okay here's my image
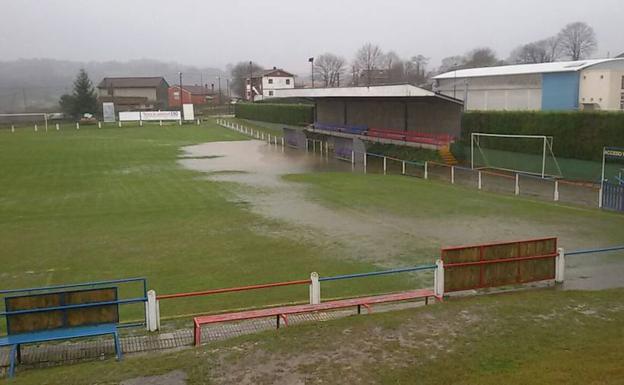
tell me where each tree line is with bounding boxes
[228,21,600,94]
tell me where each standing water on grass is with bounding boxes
[179,139,624,291]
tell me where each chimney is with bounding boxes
[273,66,277,70]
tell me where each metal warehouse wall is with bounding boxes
[436,74,542,111]
[541,72,580,110]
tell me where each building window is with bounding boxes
[246,79,250,85]
[268,90,274,96]
[173,91,180,100]
[621,76,624,89]
[268,78,273,84]
[286,79,291,85]
[621,92,624,110]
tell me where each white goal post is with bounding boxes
[0,113,52,131]
[471,132,562,178]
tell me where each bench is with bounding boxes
[0,285,132,378]
[193,289,439,345]
[0,324,121,377]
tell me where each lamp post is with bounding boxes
[308,57,314,87]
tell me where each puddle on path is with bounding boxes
[179,140,624,290]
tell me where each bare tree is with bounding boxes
[438,55,466,73]
[229,61,263,98]
[383,51,404,83]
[409,55,429,84]
[314,53,346,87]
[558,22,597,60]
[464,48,500,68]
[353,43,384,85]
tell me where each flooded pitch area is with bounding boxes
[179,140,623,291]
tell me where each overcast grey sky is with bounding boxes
[1,0,622,73]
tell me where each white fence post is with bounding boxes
[451,166,455,184]
[97,121,102,129]
[56,123,60,131]
[281,137,284,147]
[139,120,143,127]
[118,121,122,128]
[434,259,445,298]
[159,120,163,126]
[555,247,565,283]
[402,161,406,175]
[76,122,80,130]
[383,157,387,175]
[424,161,428,179]
[309,272,321,305]
[34,124,38,132]
[325,141,328,154]
[363,152,367,173]
[11,125,14,133]
[554,180,560,201]
[146,290,160,331]
[515,173,520,195]
[478,171,482,190]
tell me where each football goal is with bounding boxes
[0,113,53,131]
[471,133,562,178]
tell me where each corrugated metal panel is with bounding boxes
[433,59,624,80]
[541,72,580,110]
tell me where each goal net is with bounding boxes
[471,133,562,178]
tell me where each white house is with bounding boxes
[433,58,624,111]
[246,67,295,101]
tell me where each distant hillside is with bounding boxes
[0,58,226,113]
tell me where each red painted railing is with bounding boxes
[156,279,311,301]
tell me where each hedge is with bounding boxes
[235,103,314,126]
[462,111,624,161]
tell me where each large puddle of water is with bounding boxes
[179,140,623,291]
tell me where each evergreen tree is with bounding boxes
[58,69,98,118]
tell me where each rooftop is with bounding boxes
[97,77,168,88]
[433,58,624,79]
[269,84,462,104]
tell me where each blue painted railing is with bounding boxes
[566,245,624,256]
[320,264,437,282]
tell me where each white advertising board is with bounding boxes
[183,104,195,121]
[140,111,181,121]
[119,111,141,121]
[102,102,115,122]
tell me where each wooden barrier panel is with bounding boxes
[5,287,118,334]
[442,237,557,292]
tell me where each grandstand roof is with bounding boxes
[270,84,462,104]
